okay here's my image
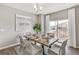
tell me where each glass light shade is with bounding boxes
[39,6,43,11]
[34,4,43,12]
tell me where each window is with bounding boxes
[49,19,69,39]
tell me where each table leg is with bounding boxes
[49,46,51,48]
[42,45,45,55]
[35,42,36,45]
[28,38,29,40]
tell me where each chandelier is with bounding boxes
[33,3,43,14]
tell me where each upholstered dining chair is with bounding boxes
[48,39,67,55]
[19,35,43,55]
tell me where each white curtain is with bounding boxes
[45,15,50,34]
[68,8,76,48]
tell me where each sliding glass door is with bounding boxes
[58,20,69,39]
[49,21,57,38]
[49,19,69,39]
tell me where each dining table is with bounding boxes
[24,34,58,55]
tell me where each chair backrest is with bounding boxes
[59,39,67,55]
[19,35,25,44]
[19,35,34,55]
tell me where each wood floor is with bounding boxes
[0,46,79,55]
[0,47,17,55]
[66,46,79,55]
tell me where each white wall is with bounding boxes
[0,4,37,32]
[0,4,37,49]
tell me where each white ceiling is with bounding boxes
[1,3,79,14]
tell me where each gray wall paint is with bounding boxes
[0,4,37,32]
[75,6,79,47]
[50,10,68,20]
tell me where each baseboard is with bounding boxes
[76,47,79,48]
[68,45,79,49]
[0,42,20,50]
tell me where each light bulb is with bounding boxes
[34,4,37,11]
[34,4,37,9]
[39,6,43,11]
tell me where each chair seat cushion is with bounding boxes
[54,42,62,48]
[32,44,43,54]
[48,45,60,54]
[58,39,66,43]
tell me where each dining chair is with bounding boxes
[19,35,43,55]
[48,39,67,55]
[47,33,55,38]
